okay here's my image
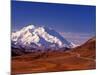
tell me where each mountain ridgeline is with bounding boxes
[11,25,76,56]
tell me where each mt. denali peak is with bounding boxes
[11,25,75,50]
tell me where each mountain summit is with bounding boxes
[11,25,75,51]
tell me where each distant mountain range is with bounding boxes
[11,25,76,54]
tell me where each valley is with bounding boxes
[11,37,96,74]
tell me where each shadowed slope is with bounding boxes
[71,37,96,59]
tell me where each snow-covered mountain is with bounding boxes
[11,25,76,51]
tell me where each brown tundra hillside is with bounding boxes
[11,37,96,75]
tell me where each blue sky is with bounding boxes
[11,1,96,44]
